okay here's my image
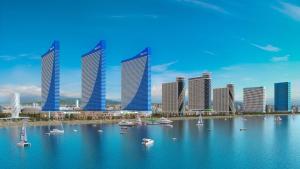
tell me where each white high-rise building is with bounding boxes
[213,84,235,114]
[243,87,266,113]
[11,93,21,118]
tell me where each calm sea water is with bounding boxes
[1,115,300,169]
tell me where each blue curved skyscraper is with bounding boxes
[81,41,106,111]
[121,48,151,112]
[41,41,60,111]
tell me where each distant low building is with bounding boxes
[266,104,274,113]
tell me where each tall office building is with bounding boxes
[243,87,266,113]
[188,72,211,111]
[121,48,151,112]
[162,77,185,115]
[274,82,291,112]
[213,84,235,114]
[81,41,106,111]
[41,41,60,111]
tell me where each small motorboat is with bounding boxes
[172,137,177,141]
[17,122,31,147]
[158,117,173,124]
[98,129,103,133]
[142,138,154,146]
[73,129,78,132]
[240,128,247,131]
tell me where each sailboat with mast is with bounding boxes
[196,113,204,126]
[49,121,64,135]
[17,121,31,147]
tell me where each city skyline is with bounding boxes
[1,0,300,104]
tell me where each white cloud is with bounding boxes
[274,1,300,21]
[271,54,289,62]
[0,85,41,98]
[203,50,216,56]
[0,53,40,61]
[178,0,230,15]
[152,61,177,72]
[251,43,281,52]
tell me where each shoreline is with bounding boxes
[0,113,293,128]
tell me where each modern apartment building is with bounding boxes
[188,72,211,111]
[162,77,185,115]
[121,48,151,112]
[274,82,291,112]
[81,41,106,111]
[243,87,266,113]
[213,84,235,114]
[41,41,60,111]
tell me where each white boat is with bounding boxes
[196,114,204,126]
[274,116,282,121]
[49,122,64,135]
[158,117,173,124]
[98,129,103,133]
[118,120,135,127]
[73,129,78,132]
[17,122,31,147]
[142,138,154,146]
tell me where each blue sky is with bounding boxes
[0,0,300,104]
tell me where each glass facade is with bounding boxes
[274,82,291,112]
[121,48,151,112]
[81,41,106,111]
[41,41,60,111]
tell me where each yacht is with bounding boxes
[17,122,31,147]
[142,138,154,146]
[158,117,173,124]
[118,120,135,127]
[196,114,204,126]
